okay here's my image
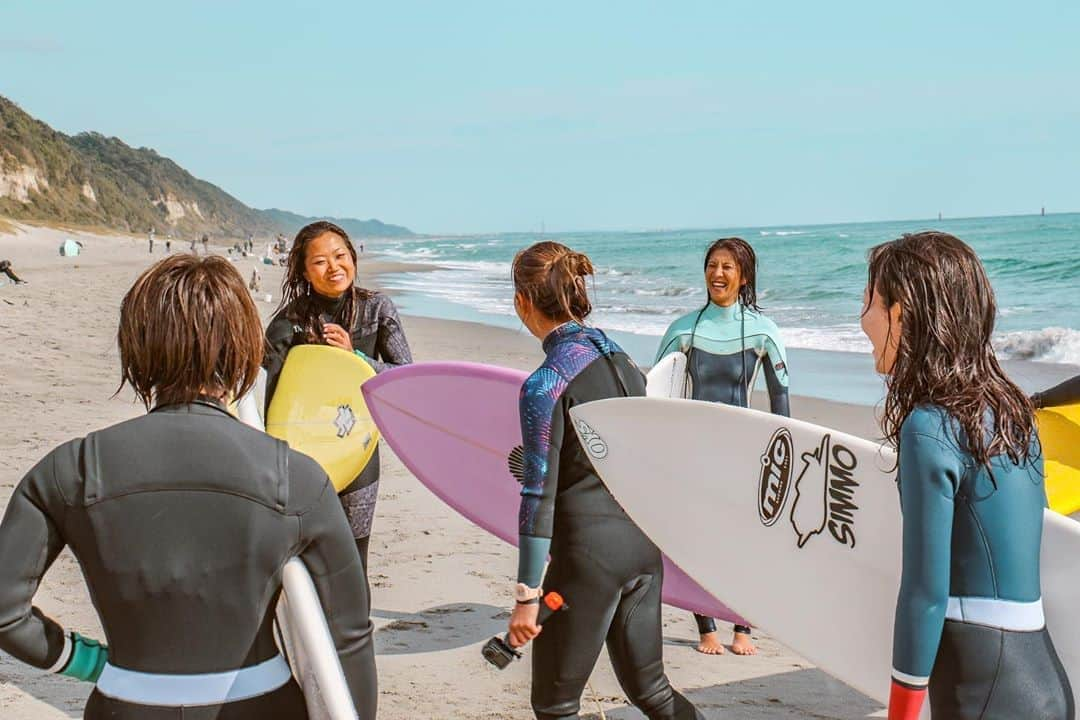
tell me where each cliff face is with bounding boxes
[0,95,413,238]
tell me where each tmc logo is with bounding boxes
[758,429,793,526]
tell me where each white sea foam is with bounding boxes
[993,327,1080,365]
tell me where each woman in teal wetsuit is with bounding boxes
[655,237,789,656]
[861,232,1072,720]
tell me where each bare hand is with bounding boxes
[507,601,541,648]
[322,323,353,351]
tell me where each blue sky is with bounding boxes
[3,1,1077,233]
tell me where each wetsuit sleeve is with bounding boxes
[762,332,790,417]
[516,368,565,588]
[1033,374,1080,408]
[654,323,686,363]
[365,297,412,373]
[263,314,298,415]
[0,443,76,670]
[296,459,378,720]
[890,421,960,718]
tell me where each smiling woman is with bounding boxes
[654,237,791,657]
[263,220,414,580]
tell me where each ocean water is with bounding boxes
[374,213,1080,403]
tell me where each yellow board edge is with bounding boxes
[265,345,380,493]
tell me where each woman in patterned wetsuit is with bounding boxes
[862,232,1072,720]
[505,241,703,720]
[264,221,413,576]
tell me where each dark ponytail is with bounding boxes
[512,241,595,322]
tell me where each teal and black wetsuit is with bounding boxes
[656,301,789,635]
[518,322,701,720]
[656,301,789,415]
[891,405,1072,719]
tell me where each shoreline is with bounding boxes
[364,252,1079,407]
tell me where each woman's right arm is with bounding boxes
[296,456,377,719]
[262,315,298,415]
[1033,374,1080,409]
[0,441,108,682]
[654,320,684,364]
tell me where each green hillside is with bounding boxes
[0,95,412,238]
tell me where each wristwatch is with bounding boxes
[514,582,542,603]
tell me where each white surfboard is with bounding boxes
[569,397,1080,713]
[234,368,268,430]
[237,392,358,719]
[275,558,359,720]
[645,351,691,399]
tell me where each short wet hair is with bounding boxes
[118,254,263,409]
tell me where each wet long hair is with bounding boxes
[512,241,595,322]
[702,237,761,312]
[118,254,263,409]
[276,221,371,343]
[866,231,1035,468]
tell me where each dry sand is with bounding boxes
[0,223,885,718]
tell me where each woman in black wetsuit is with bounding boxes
[0,254,376,719]
[264,221,413,574]
[506,241,702,720]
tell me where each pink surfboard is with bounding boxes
[363,361,747,624]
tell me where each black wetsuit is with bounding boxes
[1034,375,1080,409]
[0,399,376,719]
[517,322,702,720]
[264,288,412,569]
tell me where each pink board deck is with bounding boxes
[363,361,746,625]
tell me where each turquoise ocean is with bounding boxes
[375,213,1080,405]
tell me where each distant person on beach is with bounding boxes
[0,254,377,719]
[507,241,703,720]
[0,259,27,284]
[165,234,171,253]
[264,220,413,584]
[189,236,196,252]
[201,233,209,255]
[862,232,1071,720]
[1032,375,1080,408]
[147,227,155,254]
[654,237,789,657]
[249,267,261,293]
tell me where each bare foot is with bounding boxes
[731,630,757,655]
[695,631,726,655]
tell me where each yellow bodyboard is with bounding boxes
[1038,404,1080,517]
[266,345,379,493]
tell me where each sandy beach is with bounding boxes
[1,223,896,718]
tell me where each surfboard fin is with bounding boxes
[507,445,526,484]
